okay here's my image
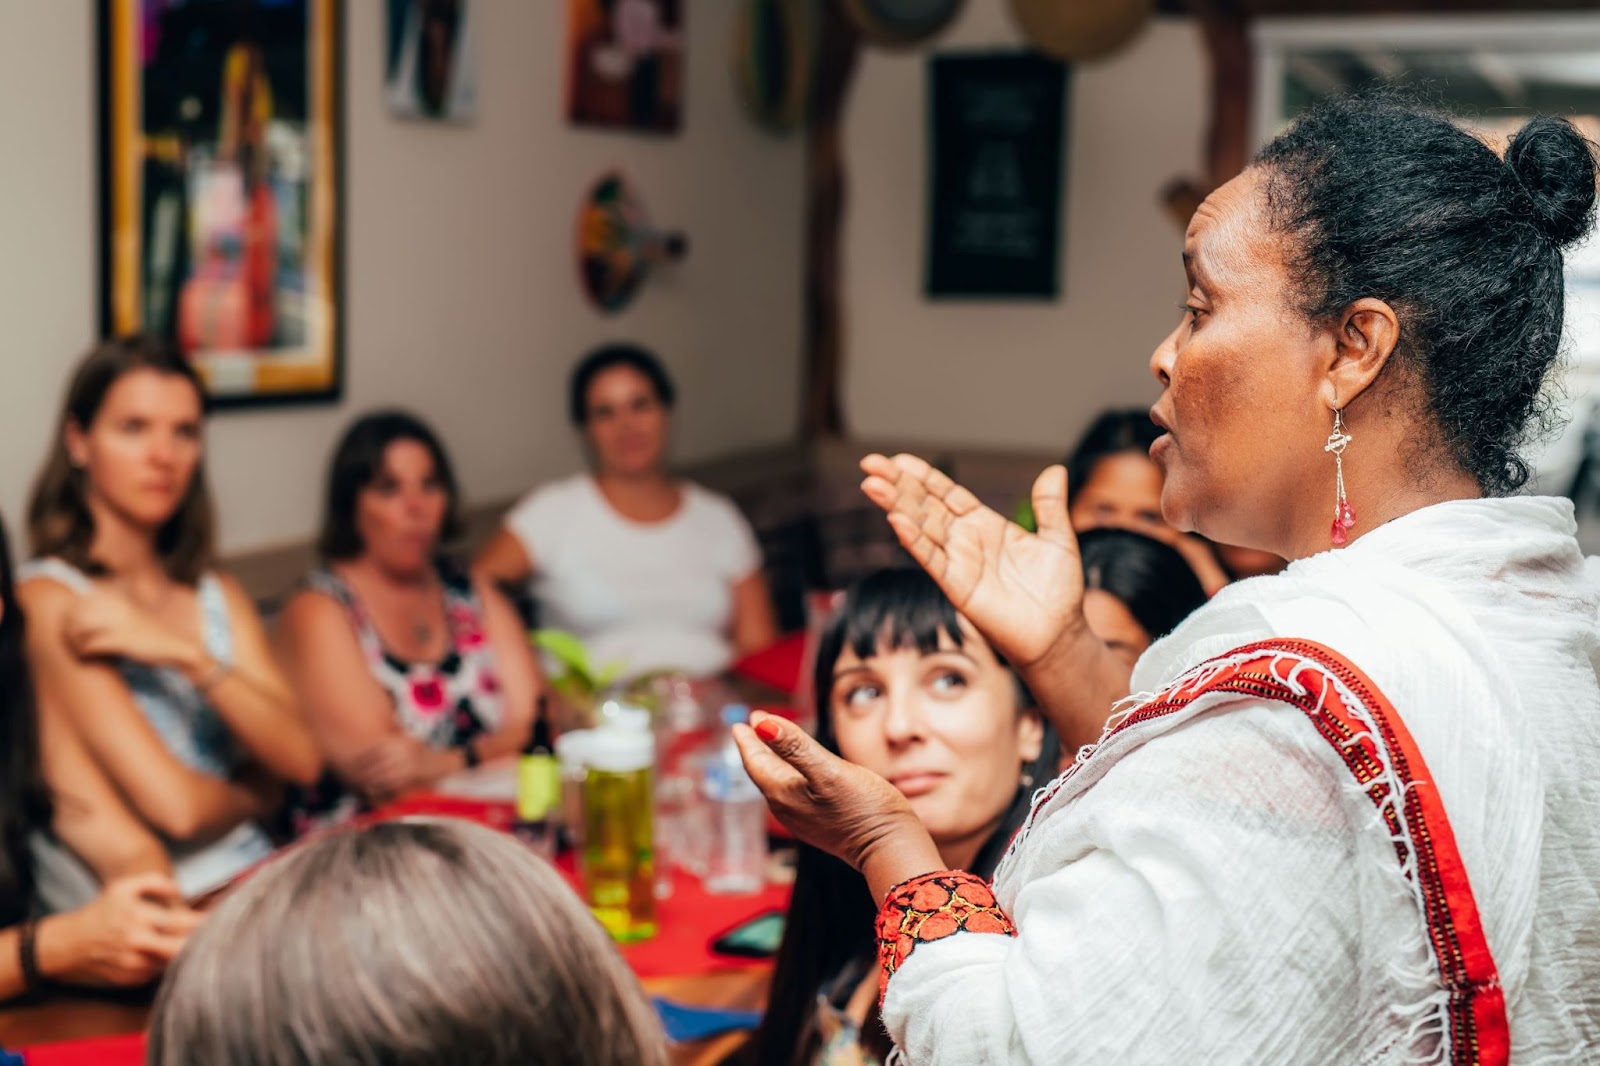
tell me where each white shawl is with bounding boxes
[882,497,1600,1064]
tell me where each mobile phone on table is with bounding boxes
[710,909,786,958]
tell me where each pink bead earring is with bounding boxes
[1325,408,1355,546]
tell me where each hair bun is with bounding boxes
[1506,116,1599,249]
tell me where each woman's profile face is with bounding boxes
[67,368,204,532]
[1069,452,1168,538]
[582,366,669,478]
[354,439,449,576]
[828,619,1044,859]
[1148,168,1333,554]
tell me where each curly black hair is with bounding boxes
[1256,96,1598,495]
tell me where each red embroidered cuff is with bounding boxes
[874,870,1016,1001]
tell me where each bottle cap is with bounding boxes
[584,728,655,773]
[600,701,653,734]
[555,729,595,773]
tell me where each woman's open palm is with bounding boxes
[859,454,1085,668]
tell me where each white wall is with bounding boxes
[841,6,1207,452]
[0,1,804,554]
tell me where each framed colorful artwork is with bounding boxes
[566,0,683,134]
[98,0,344,408]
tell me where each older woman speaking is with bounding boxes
[735,98,1600,1064]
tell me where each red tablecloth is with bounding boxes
[374,794,791,979]
[23,1032,143,1066]
[20,794,790,1064]
[731,632,806,696]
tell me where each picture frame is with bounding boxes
[925,52,1069,300]
[566,0,683,135]
[98,0,345,409]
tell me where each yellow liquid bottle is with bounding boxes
[579,729,657,942]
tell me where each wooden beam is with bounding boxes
[800,0,861,440]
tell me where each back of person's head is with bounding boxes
[28,334,214,583]
[0,514,49,929]
[147,819,669,1066]
[317,409,463,561]
[1256,95,1598,495]
[1065,408,1163,508]
[1078,528,1207,646]
[568,342,676,426]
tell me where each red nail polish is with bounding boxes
[754,718,781,743]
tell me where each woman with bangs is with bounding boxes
[739,568,1060,1066]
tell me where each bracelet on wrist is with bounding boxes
[18,919,42,991]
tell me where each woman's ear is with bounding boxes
[1322,296,1402,412]
[1016,709,1045,764]
[63,418,89,469]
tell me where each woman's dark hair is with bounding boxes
[1256,97,1599,495]
[1065,409,1162,508]
[317,410,464,561]
[750,569,1060,1066]
[0,515,50,929]
[1078,528,1207,644]
[27,334,215,584]
[568,343,676,426]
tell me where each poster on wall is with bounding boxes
[386,0,476,123]
[98,0,344,409]
[925,52,1068,299]
[566,0,683,134]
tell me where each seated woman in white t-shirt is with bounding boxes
[474,344,778,679]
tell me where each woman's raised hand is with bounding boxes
[859,455,1087,670]
[734,714,942,901]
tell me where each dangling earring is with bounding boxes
[1019,770,1035,790]
[1325,408,1355,546]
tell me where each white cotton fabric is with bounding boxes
[504,474,761,680]
[882,496,1600,1064]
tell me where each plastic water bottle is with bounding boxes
[701,704,769,895]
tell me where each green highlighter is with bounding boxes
[514,699,561,857]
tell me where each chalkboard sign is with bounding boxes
[925,53,1069,299]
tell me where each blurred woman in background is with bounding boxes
[1075,528,1208,668]
[276,411,542,831]
[20,335,318,909]
[474,343,777,682]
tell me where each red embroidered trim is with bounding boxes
[1089,638,1509,1066]
[875,871,1014,999]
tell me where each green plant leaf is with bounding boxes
[531,629,593,679]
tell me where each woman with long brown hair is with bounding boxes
[18,335,319,910]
